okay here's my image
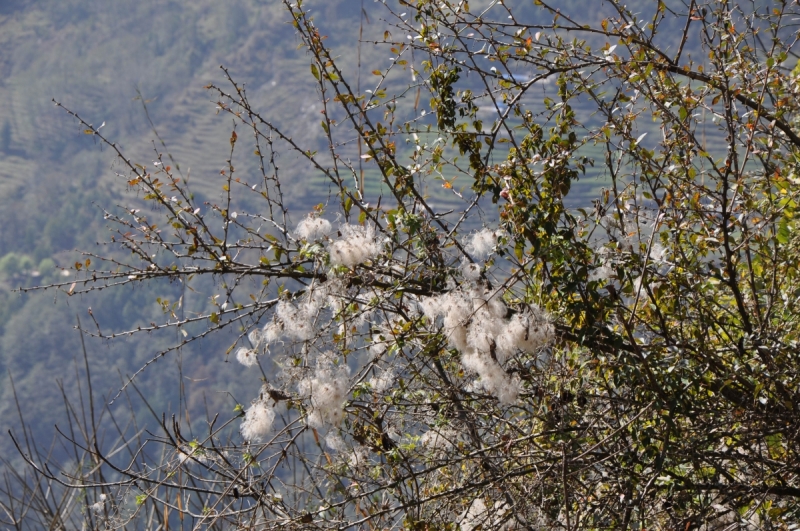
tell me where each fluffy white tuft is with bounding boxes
[236,347,259,367]
[460,261,482,281]
[275,300,317,341]
[466,228,501,260]
[461,348,519,405]
[249,329,263,348]
[369,369,396,394]
[422,287,551,404]
[262,321,283,344]
[328,224,380,267]
[589,247,615,283]
[89,494,107,514]
[495,309,554,363]
[295,216,332,241]
[421,290,472,351]
[240,398,276,443]
[300,353,351,427]
[325,432,347,452]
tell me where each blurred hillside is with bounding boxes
[0,0,381,465]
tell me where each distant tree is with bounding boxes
[13,0,800,529]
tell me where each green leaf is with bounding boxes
[514,240,524,260]
[310,63,320,81]
[777,218,790,244]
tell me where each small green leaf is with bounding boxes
[310,63,320,81]
[777,219,790,244]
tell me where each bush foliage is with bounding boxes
[9,0,800,529]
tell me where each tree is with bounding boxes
[12,0,800,528]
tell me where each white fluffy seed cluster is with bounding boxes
[295,216,332,241]
[466,228,503,260]
[89,494,107,514]
[240,394,276,443]
[298,352,351,427]
[237,281,366,371]
[325,432,347,452]
[421,288,553,404]
[236,347,258,367]
[460,261,482,280]
[275,297,325,342]
[261,321,283,344]
[368,369,396,394]
[237,325,285,367]
[328,224,380,267]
